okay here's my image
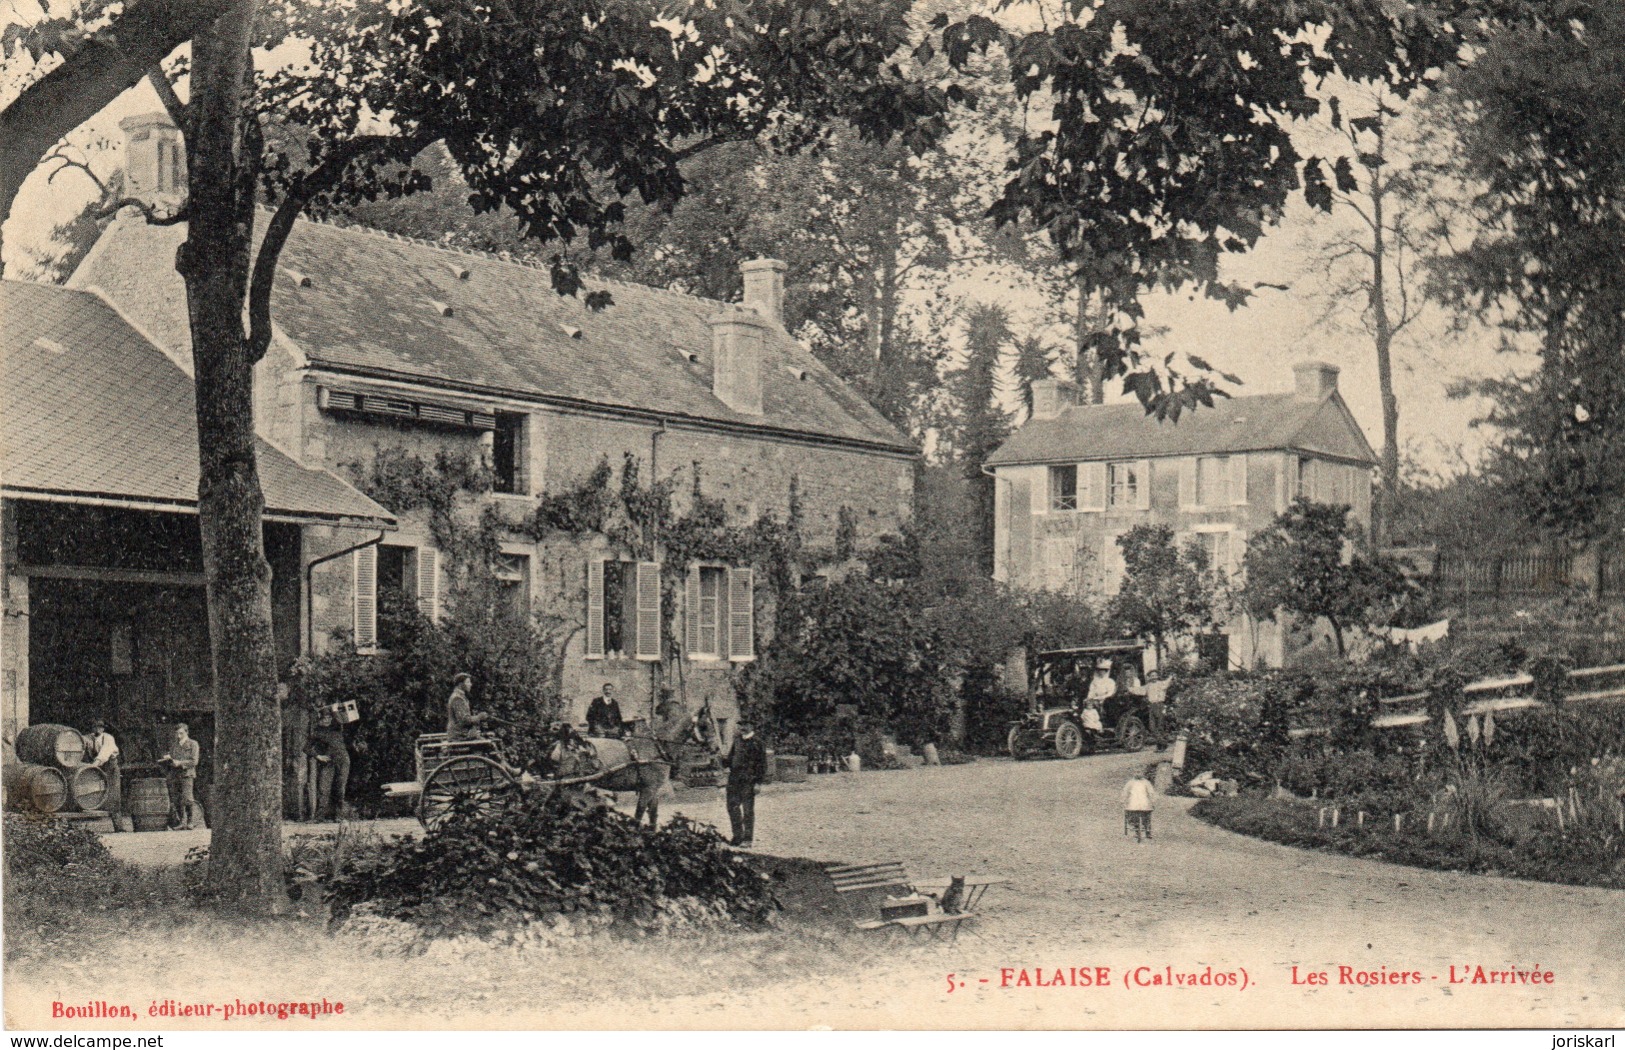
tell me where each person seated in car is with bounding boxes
[1079,658,1116,733]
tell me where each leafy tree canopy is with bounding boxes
[1106,523,1221,663]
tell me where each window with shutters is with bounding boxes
[494,553,530,620]
[1107,462,1139,508]
[1044,538,1078,594]
[585,559,661,661]
[684,564,755,662]
[1196,456,1230,507]
[1048,465,1078,511]
[356,543,438,649]
[1296,456,1315,500]
[1196,529,1233,578]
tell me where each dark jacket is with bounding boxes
[726,733,767,787]
[586,696,624,735]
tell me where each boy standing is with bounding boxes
[1122,766,1157,843]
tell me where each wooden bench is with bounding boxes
[825,861,999,943]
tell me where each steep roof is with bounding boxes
[985,391,1378,468]
[1,281,395,527]
[71,212,914,455]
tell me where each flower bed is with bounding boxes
[1193,795,1625,890]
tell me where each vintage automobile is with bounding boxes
[1006,641,1153,759]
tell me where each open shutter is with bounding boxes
[1178,457,1197,508]
[353,546,377,649]
[415,547,441,622]
[1276,454,1290,512]
[1083,462,1108,511]
[1104,533,1123,596]
[1231,454,1248,506]
[727,567,755,662]
[1135,460,1152,510]
[1229,531,1246,579]
[634,561,661,662]
[685,564,702,658]
[585,558,605,660]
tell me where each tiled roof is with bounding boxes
[71,213,914,454]
[985,392,1378,468]
[1,281,396,526]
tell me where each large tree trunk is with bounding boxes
[0,0,232,265]
[178,0,285,913]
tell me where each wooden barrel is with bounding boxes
[15,724,86,769]
[127,778,170,831]
[63,764,109,812]
[3,763,70,813]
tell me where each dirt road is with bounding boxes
[13,752,1623,1030]
[562,751,1624,1029]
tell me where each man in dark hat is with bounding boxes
[724,722,768,848]
[84,719,121,817]
[445,672,487,742]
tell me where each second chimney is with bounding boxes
[1293,361,1340,400]
[1030,377,1080,421]
[709,306,765,415]
[740,258,786,328]
[119,112,185,206]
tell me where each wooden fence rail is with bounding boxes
[1286,663,1625,739]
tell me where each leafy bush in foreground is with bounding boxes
[3,812,115,879]
[327,789,776,940]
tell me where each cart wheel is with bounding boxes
[1007,725,1028,760]
[1116,716,1147,753]
[1053,720,1085,760]
[418,755,519,829]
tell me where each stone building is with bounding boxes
[984,362,1377,668]
[70,116,917,740]
[0,280,393,768]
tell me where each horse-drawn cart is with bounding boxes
[385,726,708,828]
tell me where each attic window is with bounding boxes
[280,267,312,288]
[445,263,471,280]
[784,365,808,382]
[426,299,454,317]
[559,324,583,340]
[673,348,700,365]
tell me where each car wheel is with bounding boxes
[1007,724,1027,759]
[1116,716,1147,753]
[1053,720,1084,760]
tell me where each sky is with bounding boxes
[0,8,1532,477]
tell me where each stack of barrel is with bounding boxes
[3,724,114,831]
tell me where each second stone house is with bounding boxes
[73,116,918,739]
[985,362,1377,668]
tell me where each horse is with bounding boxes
[546,733,672,827]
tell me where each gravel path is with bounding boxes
[567,751,1624,1029]
[30,753,1625,1030]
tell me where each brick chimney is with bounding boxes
[1293,361,1340,400]
[709,306,765,415]
[118,113,185,207]
[740,258,786,328]
[1030,377,1079,421]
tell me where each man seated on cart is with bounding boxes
[446,672,489,742]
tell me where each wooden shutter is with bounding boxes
[1178,457,1197,508]
[1276,454,1290,512]
[1135,460,1152,510]
[585,558,605,660]
[1083,462,1108,511]
[1229,530,1246,578]
[1230,454,1248,506]
[511,418,530,496]
[415,546,441,622]
[1103,533,1123,596]
[353,546,377,649]
[634,561,661,662]
[685,564,702,658]
[727,567,755,662]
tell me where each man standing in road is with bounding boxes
[159,723,201,830]
[724,722,767,848]
[586,683,625,738]
[446,672,487,742]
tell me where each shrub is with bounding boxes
[294,591,565,813]
[3,813,115,879]
[327,788,776,941]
